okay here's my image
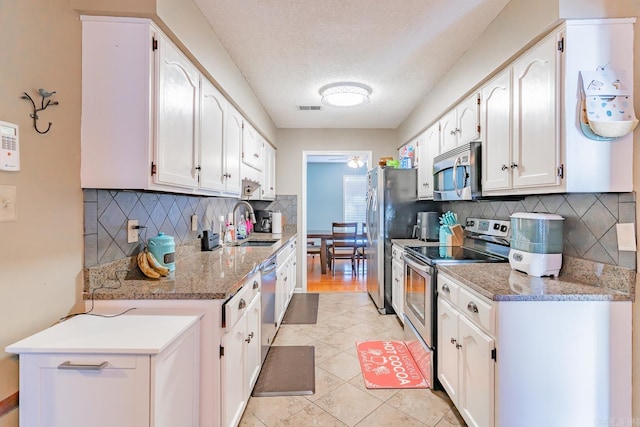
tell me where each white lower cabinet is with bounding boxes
[6,315,200,427]
[275,238,298,328]
[391,244,404,322]
[221,271,261,427]
[437,271,632,427]
[438,285,494,427]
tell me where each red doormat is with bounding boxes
[356,341,431,389]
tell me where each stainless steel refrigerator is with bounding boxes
[366,167,436,314]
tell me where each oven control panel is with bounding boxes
[465,217,510,238]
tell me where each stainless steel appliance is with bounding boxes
[402,217,511,387]
[366,167,436,314]
[433,141,482,201]
[259,255,277,364]
[414,211,439,241]
[254,210,273,233]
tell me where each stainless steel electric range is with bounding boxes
[402,217,511,388]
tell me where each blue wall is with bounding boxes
[307,163,367,231]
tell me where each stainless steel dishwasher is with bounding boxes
[259,255,277,364]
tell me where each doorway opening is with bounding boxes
[301,150,372,292]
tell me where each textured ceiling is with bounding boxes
[193,0,511,129]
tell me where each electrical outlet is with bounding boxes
[191,214,198,231]
[127,220,139,243]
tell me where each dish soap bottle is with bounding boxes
[237,215,247,239]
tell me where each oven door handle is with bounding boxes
[401,254,432,274]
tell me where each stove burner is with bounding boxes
[404,245,507,265]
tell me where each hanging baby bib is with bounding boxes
[580,69,638,139]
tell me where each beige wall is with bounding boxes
[0,1,83,425]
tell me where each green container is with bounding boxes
[510,212,564,254]
[386,159,399,169]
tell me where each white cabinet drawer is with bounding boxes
[224,271,261,330]
[392,245,403,262]
[437,274,459,305]
[458,287,495,335]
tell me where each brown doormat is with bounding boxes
[252,346,315,397]
[282,293,319,324]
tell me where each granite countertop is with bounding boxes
[438,262,634,302]
[83,230,297,301]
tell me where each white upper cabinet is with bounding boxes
[481,69,512,192]
[200,78,242,196]
[242,122,263,171]
[440,93,480,153]
[80,15,268,197]
[482,18,635,196]
[261,142,276,200]
[416,124,439,199]
[511,32,560,189]
[156,34,201,189]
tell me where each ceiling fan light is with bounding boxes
[347,156,365,168]
[320,82,372,107]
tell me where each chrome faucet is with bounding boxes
[232,200,256,241]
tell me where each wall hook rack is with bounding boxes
[21,89,59,134]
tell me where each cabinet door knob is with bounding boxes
[501,164,508,171]
[467,301,479,313]
[245,332,254,343]
[441,284,450,294]
[450,338,457,345]
[238,299,246,310]
[456,343,462,349]
[510,162,518,169]
[253,281,259,289]
[450,130,456,136]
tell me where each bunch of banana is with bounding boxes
[137,250,170,279]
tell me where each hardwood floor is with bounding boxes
[306,255,367,292]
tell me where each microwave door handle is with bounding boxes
[453,156,463,198]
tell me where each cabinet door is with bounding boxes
[242,122,263,171]
[391,259,404,320]
[225,105,243,195]
[457,94,480,145]
[199,78,226,192]
[440,110,457,153]
[512,33,560,189]
[481,69,512,192]
[437,298,459,403]
[418,125,439,199]
[222,319,246,427]
[458,314,495,427]
[245,295,262,391]
[261,143,276,200]
[275,263,287,328]
[156,34,200,189]
[22,354,150,427]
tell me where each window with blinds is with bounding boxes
[343,175,367,229]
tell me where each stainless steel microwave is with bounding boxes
[433,141,481,201]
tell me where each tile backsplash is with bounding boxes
[442,192,636,270]
[83,189,297,268]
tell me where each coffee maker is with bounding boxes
[254,210,273,233]
[414,211,439,241]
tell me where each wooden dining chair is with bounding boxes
[307,237,321,266]
[327,222,358,274]
[356,222,368,273]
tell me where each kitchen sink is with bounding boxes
[231,239,279,247]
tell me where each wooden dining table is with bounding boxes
[307,230,366,274]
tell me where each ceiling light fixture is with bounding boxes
[319,82,372,107]
[347,156,365,168]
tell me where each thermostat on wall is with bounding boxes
[0,121,19,171]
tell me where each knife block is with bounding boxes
[450,225,464,246]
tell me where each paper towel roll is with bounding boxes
[271,212,282,234]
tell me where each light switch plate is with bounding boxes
[616,223,636,251]
[191,215,198,231]
[127,220,139,243]
[0,185,17,222]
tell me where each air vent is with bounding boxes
[297,105,322,111]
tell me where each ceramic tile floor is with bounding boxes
[240,292,467,427]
